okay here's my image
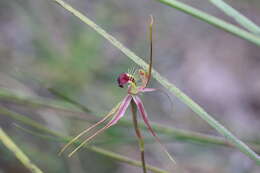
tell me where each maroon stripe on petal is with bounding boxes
[107,94,132,127]
[133,96,176,164]
[67,95,133,157]
[133,96,157,137]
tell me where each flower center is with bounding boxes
[117,73,135,88]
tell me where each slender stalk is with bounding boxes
[0,127,44,173]
[0,106,167,173]
[131,100,147,173]
[208,0,260,35]
[154,0,260,45]
[50,0,260,164]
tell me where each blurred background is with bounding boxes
[0,0,260,172]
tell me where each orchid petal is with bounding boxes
[139,88,157,93]
[107,94,132,126]
[133,95,176,164]
[59,102,121,155]
[68,95,132,157]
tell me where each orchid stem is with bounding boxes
[131,100,147,173]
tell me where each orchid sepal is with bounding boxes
[138,87,157,93]
[132,95,176,164]
[66,95,132,157]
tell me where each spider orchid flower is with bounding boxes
[116,72,176,164]
[59,70,175,164]
[59,15,175,165]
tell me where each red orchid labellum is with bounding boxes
[59,16,176,168]
[117,73,134,88]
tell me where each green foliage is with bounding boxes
[1,0,260,172]
[52,0,260,164]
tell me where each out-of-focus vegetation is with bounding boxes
[0,0,260,173]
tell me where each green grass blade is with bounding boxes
[209,0,260,35]
[51,0,260,164]
[0,127,44,173]
[154,0,260,45]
